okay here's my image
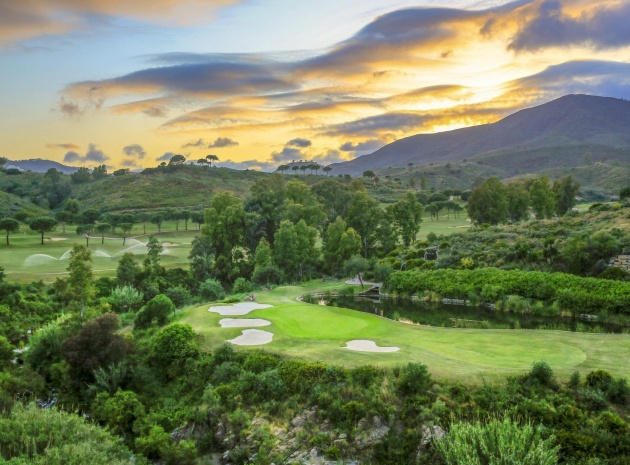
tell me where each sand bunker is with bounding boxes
[209,302,272,316]
[219,318,271,328]
[228,329,273,346]
[344,340,400,353]
[49,237,67,241]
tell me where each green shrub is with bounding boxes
[135,294,174,329]
[108,286,143,313]
[0,403,133,464]
[434,416,559,465]
[165,285,191,308]
[199,279,226,301]
[232,277,253,294]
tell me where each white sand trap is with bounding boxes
[219,318,271,328]
[49,237,67,241]
[344,340,400,353]
[228,329,273,346]
[209,302,272,316]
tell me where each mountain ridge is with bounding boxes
[328,94,630,176]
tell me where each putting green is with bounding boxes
[179,282,630,381]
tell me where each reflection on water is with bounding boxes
[328,296,625,333]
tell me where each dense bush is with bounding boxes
[387,268,630,315]
[434,416,559,465]
[199,278,226,301]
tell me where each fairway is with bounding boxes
[180,282,630,381]
[0,221,197,283]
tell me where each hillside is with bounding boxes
[329,95,630,178]
[71,166,269,211]
[0,191,48,218]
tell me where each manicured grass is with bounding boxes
[179,282,630,381]
[0,223,197,283]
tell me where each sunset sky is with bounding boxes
[1,0,630,171]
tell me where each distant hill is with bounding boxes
[4,159,79,174]
[329,95,630,176]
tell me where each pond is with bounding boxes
[326,295,626,333]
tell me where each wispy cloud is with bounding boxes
[46,142,80,150]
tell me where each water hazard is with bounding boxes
[327,295,626,333]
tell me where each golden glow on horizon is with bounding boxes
[2,0,630,170]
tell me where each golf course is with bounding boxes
[180,281,630,381]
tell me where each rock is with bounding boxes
[421,425,446,446]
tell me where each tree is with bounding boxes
[169,154,186,165]
[61,314,133,390]
[151,213,164,233]
[80,208,100,225]
[311,179,353,222]
[323,166,332,176]
[149,323,199,380]
[76,223,94,247]
[467,177,509,225]
[135,294,174,329]
[620,186,630,201]
[119,223,133,245]
[529,176,555,219]
[248,174,286,245]
[29,217,57,244]
[283,179,326,228]
[188,235,215,282]
[345,190,382,254]
[343,255,369,287]
[0,218,19,245]
[203,192,247,282]
[113,168,129,176]
[190,210,204,229]
[180,209,191,230]
[390,192,423,246]
[40,168,72,209]
[206,154,219,167]
[273,220,318,281]
[146,235,163,273]
[553,175,580,215]
[362,170,376,186]
[71,167,92,184]
[197,158,208,167]
[323,217,361,275]
[506,182,530,222]
[116,252,140,286]
[96,223,111,244]
[92,164,108,180]
[55,210,72,233]
[66,244,94,316]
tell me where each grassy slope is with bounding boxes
[0,191,48,218]
[180,282,630,381]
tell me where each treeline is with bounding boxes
[468,175,580,224]
[387,268,630,316]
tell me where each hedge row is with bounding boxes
[386,268,630,315]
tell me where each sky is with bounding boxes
[1,0,630,171]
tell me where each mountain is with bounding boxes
[329,95,630,176]
[4,158,79,174]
